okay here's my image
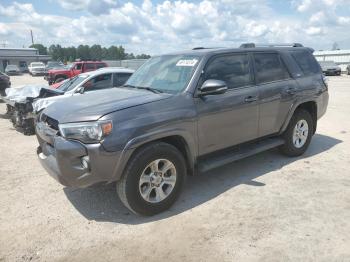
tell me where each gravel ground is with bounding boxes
[0,74,349,262]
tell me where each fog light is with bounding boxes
[81,156,90,170]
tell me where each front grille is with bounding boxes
[41,113,59,130]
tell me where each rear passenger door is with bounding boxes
[195,53,259,155]
[253,52,298,137]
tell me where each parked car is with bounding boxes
[2,67,133,135]
[318,60,341,76]
[44,61,65,75]
[28,62,46,76]
[36,43,329,216]
[45,61,108,84]
[0,72,11,97]
[5,65,21,75]
[19,62,29,73]
[347,64,350,75]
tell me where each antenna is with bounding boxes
[30,29,34,45]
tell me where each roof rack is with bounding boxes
[240,43,303,48]
[192,47,224,50]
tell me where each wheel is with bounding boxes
[117,142,187,216]
[279,109,314,157]
[54,78,65,83]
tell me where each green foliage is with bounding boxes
[45,44,147,61]
[29,44,48,55]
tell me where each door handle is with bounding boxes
[244,96,258,103]
[286,87,297,95]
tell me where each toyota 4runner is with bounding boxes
[36,43,329,216]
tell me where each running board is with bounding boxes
[198,138,285,173]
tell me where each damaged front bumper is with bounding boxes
[36,121,122,188]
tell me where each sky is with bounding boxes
[0,0,350,55]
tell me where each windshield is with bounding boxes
[125,54,201,94]
[58,75,89,92]
[319,61,337,66]
[6,65,17,70]
[31,63,44,67]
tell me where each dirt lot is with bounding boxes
[0,74,349,261]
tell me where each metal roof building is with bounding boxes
[0,48,51,72]
[314,50,350,64]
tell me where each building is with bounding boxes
[314,49,350,71]
[103,59,148,70]
[0,48,51,72]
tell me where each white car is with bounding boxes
[32,67,134,113]
[28,62,46,76]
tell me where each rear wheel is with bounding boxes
[116,142,186,216]
[279,109,314,157]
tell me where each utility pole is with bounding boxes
[30,29,34,45]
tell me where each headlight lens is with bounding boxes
[59,120,113,143]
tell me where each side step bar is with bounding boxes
[198,138,285,173]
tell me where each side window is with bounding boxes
[204,54,252,89]
[96,63,106,69]
[75,63,82,70]
[254,53,290,84]
[84,63,95,71]
[84,73,112,91]
[113,73,132,86]
[291,51,321,75]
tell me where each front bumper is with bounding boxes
[323,69,341,75]
[36,122,122,188]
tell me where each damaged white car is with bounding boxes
[1,67,134,135]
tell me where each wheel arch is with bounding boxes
[281,100,318,134]
[113,132,197,182]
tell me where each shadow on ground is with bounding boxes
[64,134,341,224]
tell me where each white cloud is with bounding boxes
[0,0,349,53]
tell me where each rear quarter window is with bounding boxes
[253,53,290,84]
[96,63,106,69]
[291,51,321,75]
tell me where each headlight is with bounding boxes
[59,120,113,143]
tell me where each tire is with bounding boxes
[54,78,65,83]
[116,142,187,216]
[279,109,314,157]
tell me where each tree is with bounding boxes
[30,44,47,55]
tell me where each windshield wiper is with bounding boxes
[135,86,163,94]
[121,84,163,93]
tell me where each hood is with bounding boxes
[48,68,70,74]
[43,88,172,123]
[32,93,72,113]
[4,85,63,103]
[321,65,340,70]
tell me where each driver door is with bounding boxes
[195,53,259,155]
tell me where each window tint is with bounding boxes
[75,63,82,70]
[254,53,290,84]
[113,73,132,86]
[96,63,106,69]
[84,73,112,91]
[292,51,321,75]
[204,54,252,89]
[85,63,95,71]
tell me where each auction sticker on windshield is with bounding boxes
[176,59,198,67]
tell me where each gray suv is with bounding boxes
[36,43,329,216]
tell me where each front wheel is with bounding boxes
[279,109,314,157]
[117,142,186,216]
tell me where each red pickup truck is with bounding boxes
[45,61,108,84]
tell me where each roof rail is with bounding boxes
[193,47,206,50]
[240,43,303,48]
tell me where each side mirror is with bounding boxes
[198,79,228,96]
[76,87,85,94]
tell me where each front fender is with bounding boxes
[111,129,197,182]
